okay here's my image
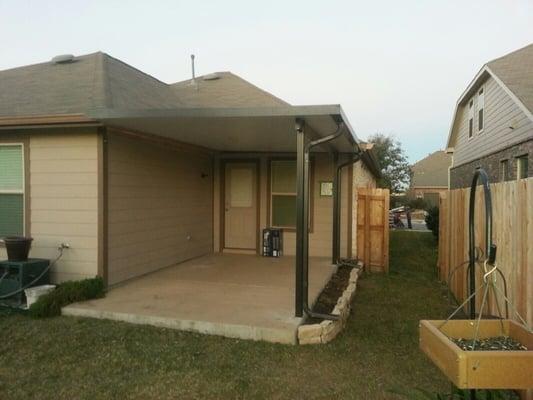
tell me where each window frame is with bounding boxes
[468,99,474,139]
[0,142,26,238]
[267,157,314,232]
[477,87,485,133]
[500,159,508,182]
[516,154,529,180]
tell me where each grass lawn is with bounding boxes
[0,231,451,399]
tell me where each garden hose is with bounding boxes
[0,245,65,300]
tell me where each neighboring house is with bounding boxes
[446,43,533,189]
[0,52,380,317]
[409,150,452,206]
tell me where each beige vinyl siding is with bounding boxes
[106,133,213,285]
[0,128,99,282]
[213,153,352,258]
[453,75,533,167]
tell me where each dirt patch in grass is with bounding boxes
[307,265,352,323]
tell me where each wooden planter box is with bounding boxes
[419,320,533,389]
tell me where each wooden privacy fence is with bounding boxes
[356,188,390,273]
[438,178,533,327]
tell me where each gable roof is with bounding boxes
[171,72,289,107]
[0,52,186,118]
[410,150,451,188]
[487,43,533,116]
[446,43,533,149]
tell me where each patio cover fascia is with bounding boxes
[87,104,360,154]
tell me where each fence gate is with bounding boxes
[356,188,390,273]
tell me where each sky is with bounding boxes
[0,0,532,162]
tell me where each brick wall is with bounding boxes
[450,139,533,189]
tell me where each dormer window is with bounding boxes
[468,99,474,138]
[478,87,485,132]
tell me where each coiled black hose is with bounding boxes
[0,246,65,301]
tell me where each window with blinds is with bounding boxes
[269,159,314,229]
[0,144,24,237]
[500,159,509,182]
[270,160,297,228]
[516,154,529,180]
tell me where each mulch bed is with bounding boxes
[307,265,352,323]
[452,336,528,351]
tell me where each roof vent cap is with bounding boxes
[51,54,75,64]
[203,73,221,81]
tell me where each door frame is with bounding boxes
[220,158,261,253]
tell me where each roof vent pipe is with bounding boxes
[190,54,199,90]
[190,54,196,81]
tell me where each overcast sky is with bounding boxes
[1,0,532,162]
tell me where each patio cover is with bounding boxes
[89,104,363,319]
[88,104,360,153]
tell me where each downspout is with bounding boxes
[297,119,346,321]
[332,153,361,265]
[332,152,339,265]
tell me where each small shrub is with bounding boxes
[425,206,439,238]
[390,194,408,209]
[407,197,428,210]
[29,277,105,318]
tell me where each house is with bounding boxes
[409,150,452,206]
[446,43,533,188]
[0,52,380,342]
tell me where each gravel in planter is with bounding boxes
[452,336,528,351]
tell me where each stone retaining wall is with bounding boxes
[298,262,363,345]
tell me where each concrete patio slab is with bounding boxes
[62,254,335,344]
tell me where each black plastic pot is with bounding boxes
[3,236,33,261]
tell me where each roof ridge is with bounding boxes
[90,52,112,109]
[170,71,232,85]
[100,52,170,86]
[223,72,289,105]
[171,70,289,105]
[487,42,533,66]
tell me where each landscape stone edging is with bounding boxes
[298,262,364,345]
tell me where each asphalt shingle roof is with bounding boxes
[410,150,451,188]
[0,52,288,117]
[171,72,289,107]
[487,43,533,115]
